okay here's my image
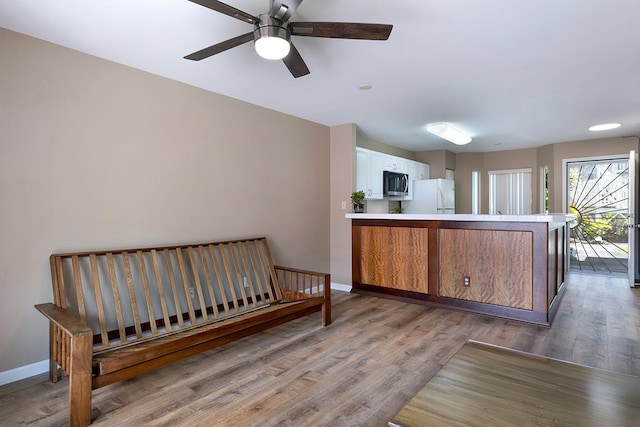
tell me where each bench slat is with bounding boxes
[150,249,173,331]
[246,240,265,299]
[262,239,284,301]
[208,244,231,313]
[199,245,220,318]
[137,250,158,335]
[164,248,185,328]
[122,252,143,339]
[90,254,110,347]
[237,242,258,305]
[176,248,197,324]
[220,243,240,311]
[71,256,87,324]
[52,256,66,308]
[188,246,209,321]
[256,239,276,302]
[106,253,127,343]
[229,242,250,309]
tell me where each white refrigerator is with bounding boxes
[405,179,455,214]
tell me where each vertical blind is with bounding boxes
[488,168,532,215]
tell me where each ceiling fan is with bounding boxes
[184,0,393,78]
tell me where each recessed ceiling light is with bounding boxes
[588,123,621,131]
[358,84,372,91]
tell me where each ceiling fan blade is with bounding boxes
[290,22,393,40]
[269,0,303,23]
[184,32,254,61]
[282,43,310,78]
[188,0,259,24]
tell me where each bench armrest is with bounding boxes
[35,303,92,335]
[35,303,94,426]
[274,266,330,295]
[274,266,331,326]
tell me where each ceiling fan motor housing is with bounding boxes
[253,14,291,59]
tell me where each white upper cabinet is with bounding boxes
[356,147,384,199]
[382,156,406,173]
[356,147,368,195]
[405,160,430,200]
[356,147,428,201]
[408,160,429,181]
[369,151,386,199]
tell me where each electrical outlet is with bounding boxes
[463,276,471,287]
[243,276,249,288]
[189,287,195,299]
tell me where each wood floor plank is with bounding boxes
[1,274,639,426]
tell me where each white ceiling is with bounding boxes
[1,0,639,153]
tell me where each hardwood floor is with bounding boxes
[390,341,640,426]
[2,273,639,426]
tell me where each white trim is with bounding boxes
[0,359,48,386]
[487,168,532,175]
[331,282,352,292]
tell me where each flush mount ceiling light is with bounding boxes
[253,14,291,60]
[426,122,472,145]
[588,123,621,131]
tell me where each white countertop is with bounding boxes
[345,213,576,223]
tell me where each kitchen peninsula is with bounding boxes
[346,213,575,326]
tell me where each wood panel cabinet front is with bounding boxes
[438,228,534,310]
[359,226,429,293]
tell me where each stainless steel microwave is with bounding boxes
[383,170,409,197]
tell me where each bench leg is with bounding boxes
[49,323,61,383]
[68,330,93,427]
[322,286,331,326]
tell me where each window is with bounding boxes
[471,171,481,214]
[540,165,549,213]
[488,168,532,215]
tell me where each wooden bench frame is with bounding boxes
[35,237,330,427]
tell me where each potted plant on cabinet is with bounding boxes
[351,190,366,213]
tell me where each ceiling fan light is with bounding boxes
[255,36,290,60]
[426,122,472,145]
[254,16,291,60]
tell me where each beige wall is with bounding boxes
[330,124,356,286]
[0,29,330,374]
[356,130,415,160]
[415,149,457,179]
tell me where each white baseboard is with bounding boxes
[0,359,49,387]
[331,282,352,292]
